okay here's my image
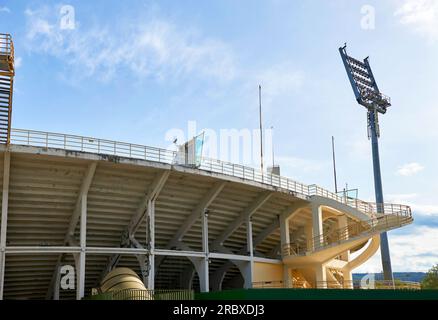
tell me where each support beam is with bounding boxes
[253,219,279,247]
[98,171,169,285]
[76,192,87,300]
[201,210,209,292]
[279,215,290,247]
[312,203,323,249]
[155,182,225,271]
[128,170,170,235]
[211,216,283,290]
[212,191,272,248]
[66,162,97,240]
[180,265,196,289]
[176,182,225,243]
[147,199,155,290]
[315,264,327,289]
[211,201,307,288]
[46,162,96,300]
[191,258,209,292]
[246,218,253,256]
[0,151,10,300]
[338,215,350,261]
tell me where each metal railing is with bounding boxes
[283,214,413,257]
[9,128,412,219]
[253,280,421,290]
[10,128,176,163]
[0,33,14,72]
[87,288,194,300]
[0,33,13,55]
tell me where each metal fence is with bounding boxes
[86,288,194,300]
[253,280,421,290]
[0,33,13,57]
[10,128,411,219]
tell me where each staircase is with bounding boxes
[283,213,413,258]
[0,33,14,144]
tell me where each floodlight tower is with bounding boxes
[339,44,394,282]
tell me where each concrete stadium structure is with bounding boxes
[0,34,413,300]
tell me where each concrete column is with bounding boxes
[246,218,254,289]
[53,265,61,300]
[343,268,353,289]
[283,265,290,288]
[180,266,196,289]
[201,210,209,292]
[315,264,327,289]
[147,199,155,290]
[240,261,253,289]
[246,218,253,256]
[76,194,87,300]
[279,214,290,255]
[338,215,350,261]
[190,258,209,292]
[304,222,313,251]
[311,203,323,249]
[0,152,10,300]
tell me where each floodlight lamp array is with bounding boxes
[339,45,390,114]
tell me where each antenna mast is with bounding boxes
[332,136,338,193]
[259,85,264,173]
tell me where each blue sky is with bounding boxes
[1,0,437,273]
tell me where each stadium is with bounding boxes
[0,33,414,300]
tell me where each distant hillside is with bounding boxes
[353,272,426,283]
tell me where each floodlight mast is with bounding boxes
[339,44,394,282]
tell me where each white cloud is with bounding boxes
[15,57,22,68]
[24,6,236,83]
[256,63,304,97]
[248,63,304,110]
[355,225,438,273]
[0,6,10,13]
[386,193,438,216]
[394,0,438,42]
[386,193,418,203]
[347,139,371,160]
[276,155,325,173]
[396,162,424,176]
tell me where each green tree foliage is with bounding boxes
[421,264,438,289]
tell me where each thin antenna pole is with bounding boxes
[259,85,264,173]
[271,126,274,167]
[332,136,338,193]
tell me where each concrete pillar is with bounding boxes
[246,218,253,256]
[200,210,209,292]
[305,222,313,251]
[147,199,155,290]
[279,214,290,255]
[76,194,87,300]
[315,264,327,289]
[338,215,350,261]
[191,258,209,292]
[180,265,196,289]
[53,265,61,300]
[283,265,290,288]
[343,268,353,289]
[240,261,253,289]
[0,152,10,300]
[311,203,323,250]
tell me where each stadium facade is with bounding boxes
[0,34,413,300]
